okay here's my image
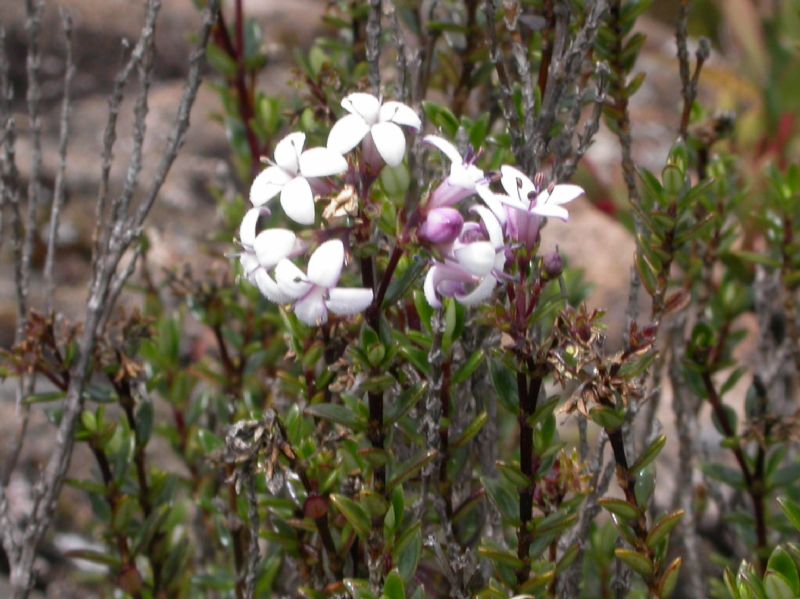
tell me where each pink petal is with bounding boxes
[307,239,344,288]
[470,205,504,249]
[457,275,497,306]
[424,265,443,309]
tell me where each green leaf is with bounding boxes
[646,510,684,549]
[386,383,427,425]
[450,411,488,450]
[453,349,485,385]
[599,498,640,521]
[135,399,154,446]
[767,546,800,594]
[764,572,796,599]
[489,360,518,412]
[482,477,520,525]
[615,548,654,578]
[478,545,525,570]
[701,462,745,489]
[589,406,625,431]
[131,504,170,557]
[657,557,682,597]
[23,391,66,405]
[387,450,437,492]
[382,569,406,599]
[778,497,800,532]
[630,434,666,474]
[197,429,224,454]
[305,403,364,430]
[394,522,422,581]
[384,256,426,307]
[63,549,121,568]
[330,494,370,539]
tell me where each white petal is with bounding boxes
[299,147,348,178]
[294,286,329,325]
[454,241,496,277]
[274,258,312,300]
[274,132,305,174]
[280,176,316,225]
[307,239,344,288]
[327,113,371,155]
[424,265,443,309]
[254,269,292,303]
[326,287,374,316]
[470,205,504,249]
[254,228,297,269]
[476,185,508,224]
[250,166,292,207]
[239,253,259,280]
[423,134,463,165]
[342,92,381,123]
[380,101,422,130]
[239,207,261,247]
[531,202,570,221]
[450,162,484,189]
[371,122,406,167]
[457,275,497,306]
[500,165,536,203]
[544,184,584,206]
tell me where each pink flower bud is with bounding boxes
[418,207,464,245]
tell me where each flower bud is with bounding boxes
[542,248,563,279]
[418,207,464,245]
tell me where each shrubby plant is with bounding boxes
[2,1,800,598]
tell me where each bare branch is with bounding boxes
[44,11,75,315]
[366,0,382,94]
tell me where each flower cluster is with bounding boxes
[236,92,585,326]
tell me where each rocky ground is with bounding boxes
[0,1,755,595]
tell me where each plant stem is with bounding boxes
[516,369,542,584]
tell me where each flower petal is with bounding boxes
[239,253,259,280]
[254,228,297,269]
[531,202,570,221]
[274,132,305,174]
[371,122,406,167]
[294,286,329,326]
[380,101,422,130]
[299,147,348,178]
[250,166,292,207]
[342,92,381,123]
[307,238,344,288]
[500,165,536,204]
[423,134,463,165]
[457,275,497,306]
[253,269,292,303]
[470,205,504,249]
[327,113,371,155]
[239,207,262,247]
[280,176,316,225]
[424,265,443,309]
[326,287,374,316]
[274,258,312,300]
[476,185,508,224]
[544,184,584,206]
[454,241,496,276]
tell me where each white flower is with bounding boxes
[274,239,374,326]
[423,135,486,209]
[483,165,584,222]
[238,207,298,303]
[327,93,421,167]
[250,132,348,225]
[424,205,506,308]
